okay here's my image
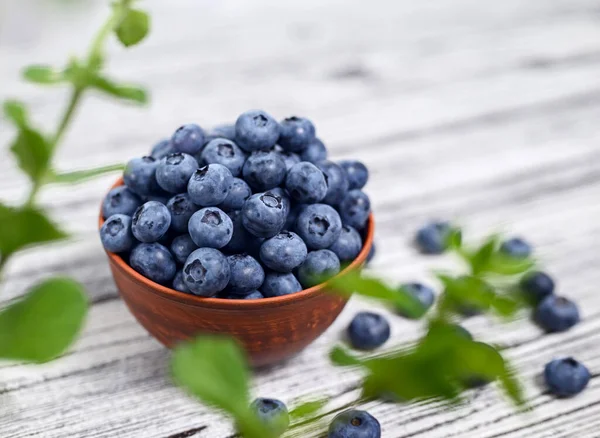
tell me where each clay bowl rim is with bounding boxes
[100,178,374,310]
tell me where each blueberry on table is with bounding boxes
[226,254,265,294]
[130,243,177,284]
[166,193,198,234]
[187,164,233,206]
[131,201,172,243]
[171,123,205,155]
[218,178,252,211]
[235,109,280,152]
[170,234,198,265]
[285,161,328,204]
[201,138,247,177]
[545,357,590,397]
[260,231,308,272]
[172,270,191,293]
[261,272,303,297]
[415,221,450,255]
[182,248,230,296]
[500,237,532,259]
[339,160,369,190]
[277,150,301,170]
[102,186,142,219]
[242,192,287,238]
[399,283,435,318]
[520,271,555,305]
[347,312,390,350]
[188,207,233,249]
[296,204,343,250]
[221,290,264,300]
[155,153,199,194]
[297,249,341,287]
[250,398,290,436]
[223,210,255,253]
[123,156,160,196]
[100,214,134,253]
[278,116,316,152]
[329,225,362,262]
[338,190,371,231]
[328,409,381,438]
[150,138,176,159]
[242,151,287,191]
[316,160,350,206]
[535,295,580,332]
[300,138,328,163]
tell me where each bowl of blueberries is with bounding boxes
[99,110,374,366]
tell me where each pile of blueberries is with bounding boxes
[100,110,372,299]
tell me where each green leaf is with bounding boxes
[50,163,125,184]
[10,126,50,183]
[3,100,27,126]
[445,227,463,250]
[499,365,526,407]
[0,277,88,363]
[468,235,498,275]
[89,75,148,104]
[115,8,150,47]
[289,398,329,420]
[437,275,495,316]
[484,253,535,276]
[329,345,363,367]
[0,205,67,260]
[22,65,64,85]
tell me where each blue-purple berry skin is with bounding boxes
[339,160,369,190]
[170,234,198,265]
[172,123,205,155]
[285,161,327,204]
[316,160,349,206]
[131,201,172,243]
[545,358,590,397]
[278,116,315,152]
[227,254,265,293]
[242,151,287,191]
[297,249,341,287]
[166,193,198,234]
[300,138,327,163]
[207,124,237,142]
[219,178,252,211]
[295,204,343,250]
[123,156,160,196]
[329,225,362,262]
[130,243,177,284]
[399,283,435,318]
[338,190,371,230]
[173,270,191,293]
[156,153,199,194]
[151,139,176,159]
[201,138,247,177]
[182,248,230,297]
[102,186,142,219]
[250,398,290,435]
[415,221,451,254]
[100,214,134,253]
[347,312,390,350]
[535,295,580,332]
[500,237,532,259]
[235,110,280,152]
[260,231,308,272]
[261,272,303,297]
[328,410,381,438]
[278,150,301,170]
[223,210,255,254]
[520,271,555,304]
[187,164,233,206]
[188,207,233,249]
[242,192,287,238]
[221,290,264,300]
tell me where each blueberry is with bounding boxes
[339,160,369,190]
[208,124,236,141]
[366,243,376,265]
[297,249,341,287]
[277,150,301,170]
[250,398,290,436]
[242,151,287,191]
[399,283,435,318]
[545,358,590,397]
[173,270,191,293]
[102,186,142,219]
[520,271,555,304]
[535,295,580,332]
[415,221,450,254]
[123,156,160,196]
[187,164,233,206]
[223,210,255,253]
[242,192,287,238]
[170,234,198,264]
[284,203,305,231]
[143,193,170,205]
[155,153,198,194]
[329,225,362,262]
[261,272,303,297]
[295,204,342,250]
[172,123,205,155]
[316,160,350,206]
[285,161,327,203]
[500,237,532,259]
[130,243,177,284]
[182,248,230,296]
[218,178,252,211]
[235,110,280,152]
[166,193,198,234]
[300,138,327,163]
[328,409,381,438]
[227,254,265,293]
[260,231,308,272]
[188,207,233,249]
[131,201,172,243]
[347,312,390,350]
[100,214,134,253]
[221,290,264,300]
[151,139,176,159]
[278,116,315,152]
[338,190,371,230]
[201,138,247,177]
[266,187,291,218]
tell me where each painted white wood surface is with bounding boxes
[1,0,599,436]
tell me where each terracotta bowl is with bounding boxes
[100,179,374,366]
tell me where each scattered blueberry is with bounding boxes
[329,225,362,262]
[173,270,191,293]
[278,116,315,152]
[187,164,233,206]
[316,160,349,206]
[535,295,580,332]
[156,153,199,194]
[182,248,230,296]
[297,249,341,287]
[102,186,142,219]
[123,156,160,196]
[227,254,265,293]
[545,358,590,397]
[261,272,303,297]
[339,160,369,190]
[100,214,134,253]
[235,110,280,152]
[520,271,555,305]
[338,190,371,230]
[170,234,198,264]
[260,231,308,272]
[242,192,287,238]
[221,290,264,300]
[130,243,177,284]
[188,207,233,249]
[218,178,252,211]
[399,283,435,318]
[150,139,176,159]
[347,311,390,350]
[296,204,342,250]
[131,201,172,243]
[300,138,327,163]
[243,151,287,191]
[201,138,247,177]
[277,150,301,170]
[328,409,381,438]
[166,193,198,234]
[250,398,290,435]
[172,124,205,155]
[415,221,450,254]
[500,237,532,259]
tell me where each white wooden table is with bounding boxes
[1,0,600,436]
